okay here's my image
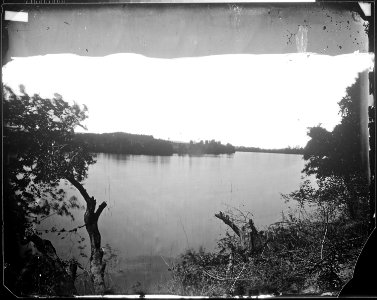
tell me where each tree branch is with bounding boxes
[65,176,91,203]
[215,211,241,237]
[29,234,58,260]
[95,202,107,220]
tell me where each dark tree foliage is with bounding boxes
[303,76,364,178]
[4,86,94,183]
[302,76,370,220]
[3,85,105,296]
[3,86,94,223]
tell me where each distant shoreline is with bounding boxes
[236,151,303,155]
[73,132,236,156]
[236,146,304,155]
[235,150,304,155]
[73,132,304,156]
[94,151,303,157]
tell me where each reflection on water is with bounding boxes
[102,153,173,165]
[42,152,306,282]
[147,155,171,164]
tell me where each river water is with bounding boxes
[40,151,307,292]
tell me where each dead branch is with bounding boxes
[215,211,241,237]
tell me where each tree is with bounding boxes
[3,85,107,295]
[303,76,364,177]
[302,76,369,220]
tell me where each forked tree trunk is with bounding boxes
[67,176,107,295]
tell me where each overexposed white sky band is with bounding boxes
[2,52,374,149]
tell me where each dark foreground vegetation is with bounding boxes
[161,181,369,296]
[73,132,236,156]
[3,86,106,296]
[2,74,375,297]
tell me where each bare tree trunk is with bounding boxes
[67,176,107,295]
[247,219,259,252]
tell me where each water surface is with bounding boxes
[45,151,306,265]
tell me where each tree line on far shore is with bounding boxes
[72,133,236,156]
[73,132,174,155]
[236,145,304,155]
[73,132,303,156]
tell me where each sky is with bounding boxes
[3,3,373,148]
[2,52,374,149]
